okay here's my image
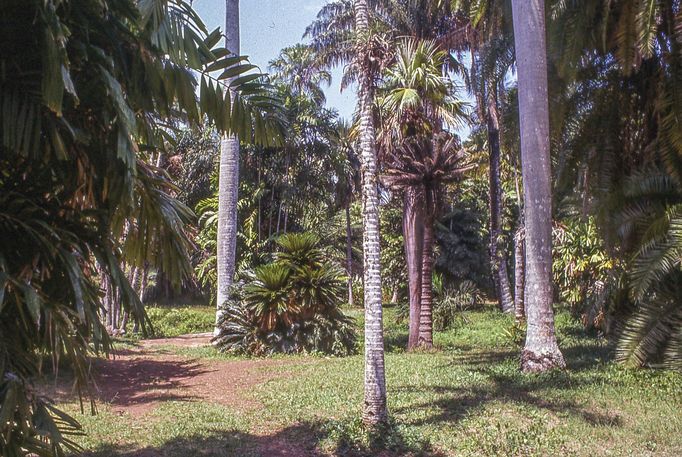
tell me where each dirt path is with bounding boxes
[86,333,319,456]
[90,333,292,416]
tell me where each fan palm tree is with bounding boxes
[353,0,389,427]
[510,0,566,372]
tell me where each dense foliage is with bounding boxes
[0,0,281,454]
[213,233,357,356]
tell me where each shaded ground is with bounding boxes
[90,334,295,416]
[56,308,682,457]
[56,334,320,456]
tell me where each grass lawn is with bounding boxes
[61,305,682,456]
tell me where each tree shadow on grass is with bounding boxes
[392,366,622,429]
[80,420,444,457]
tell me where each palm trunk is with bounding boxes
[418,209,434,349]
[514,224,525,321]
[403,186,424,350]
[346,203,354,307]
[486,89,515,313]
[354,0,388,427]
[511,0,565,372]
[268,186,275,238]
[133,265,148,334]
[215,0,241,335]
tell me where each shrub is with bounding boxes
[144,307,215,338]
[433,279,480,331]
[213,233,357,356]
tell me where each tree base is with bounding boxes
[521,348,566,373]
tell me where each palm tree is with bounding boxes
[0,0,279,452]
[269,44,332,104]
[216,0,241,335]
[452,0,516,314]
[379,39,468,349]
[510,0,566,372]
[354,0,388,427]
[383,134,471,348]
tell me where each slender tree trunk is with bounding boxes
[418,210,434,349]
[257,158,262,243]
[215,0,241,335]
[514,224,525,321]
[276,200,282,234]
[486,89,515,313]
[268,186,275,238]
[134,265,148,334]
[346,203,354,307]
[403,186,424,350]
[511,0,565,372]
[354,0,387,426]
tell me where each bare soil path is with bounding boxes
[83,333,320,456]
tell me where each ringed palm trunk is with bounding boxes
[215,0,241,335]
[403,186,424,349]
[354,0,388,426]
[345,202,354,307]
[486,89,515,313]
[511,0,565,372]
[417,204,435,349]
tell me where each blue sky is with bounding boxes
[193,0,356,120]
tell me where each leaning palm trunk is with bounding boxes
[215,0,241,335]
[354,0,388,426]
[418,206,435,348]
[511,0,565,372]
[486,90,514,313]
[404,186,425,349]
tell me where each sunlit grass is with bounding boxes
[65,305,682,456]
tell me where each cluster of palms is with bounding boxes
[301,0,566,423]
[3,0,682,453]
[0,0,283,453]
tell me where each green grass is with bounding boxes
[65,306,682,456]
[131,305,215,338]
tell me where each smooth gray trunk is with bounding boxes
[354,0,388,426]
[486,89,515,313]
[215,0,241,335]
[403,187,424,350]
[511,0,565,372]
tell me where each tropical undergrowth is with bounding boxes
[213,233,357,356]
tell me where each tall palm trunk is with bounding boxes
[511,0,565,372]
[514,224,525,321]
[345,203,354,307]
[215,0,241,335]
[354,0,388,426]
[403,186,424,349]
[486,89,514,313]
[417,203,435,348]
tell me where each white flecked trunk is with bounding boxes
[354,0,388,426]
[215,0,241,335]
